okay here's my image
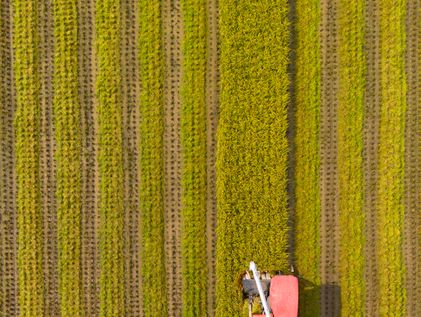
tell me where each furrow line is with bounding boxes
[121,0,141,314]
[404,0,420,315]
[0,0,17,314]
[38,0,59,314]
[320,0,340,315]
[363,0,380,315]
[163,0,183,315]
[78,0,100,314]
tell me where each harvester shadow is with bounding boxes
[298,278,341,317]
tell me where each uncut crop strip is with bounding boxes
[205,0,219,314]
[216,1,289,315]
[293,0,321,315]
[337,0,365,315]
[138,0,168,315]
[53,0,83,315]
[363,0,380,314]
[319,0,340,314]
[162,0,183,314]
[78,0,100,314]
[0,0,17,315]
[13,0,45,314]
[404,0,420,315]
[121,0,141,314]
[180,0,208,315]
[39,0,60,314]
[95,0,125,315]
[377,0,407,315]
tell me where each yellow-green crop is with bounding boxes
[13,0,45,315]
[180,0,208,315]
[53,0,83,315]
[378,0,406,315]
[294,0,321,315]
[95,0,125,315]
[138,0,168,315]
[216,1,289,316]
[337,0,366,315]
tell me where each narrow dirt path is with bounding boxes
[0,0,17,315]
[320,0,340,315]
[163,0,183,315]
[39,0,59,315]
[121,0,141,314]
[363,0,380,315]
[78,0,100,315]
[404,1,420,315]
[206,0,219,315]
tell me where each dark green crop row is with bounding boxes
[180,0,208,316]
[337,0,366,315]
[378,0,407,315]
[293,0,321,315]
[216,1,290,316]
[13,0,45,315]
[95,0,126,315]
[138,0,167,316]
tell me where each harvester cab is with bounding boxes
[242,262,299,317]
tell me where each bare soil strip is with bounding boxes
[0,0,17,315]
[206,0,219,314]
[320,0,340,315]
[163,0,183,315]
[404,1,420,315]
[121,0,141,314]
[78,0,100,315]
[363,1,380,315]
[38,1,59,315]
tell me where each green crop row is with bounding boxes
[95,0,125,315]
[378,0,407,315]
[337,0,366,315]
[216,1,290,316]
[180,0,208,316]
[293,0,321,315]
[53,0,83,315]
[13,0,45,315]
[138,0,168,316]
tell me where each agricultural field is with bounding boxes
[0,0,420,316]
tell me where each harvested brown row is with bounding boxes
[121,0,141,314]
[404,0,420,315]
[163,0,183,315]
[38,0,59,315]
[320,0,340,315]
[0,0,17,314]
[363,0,380,315]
